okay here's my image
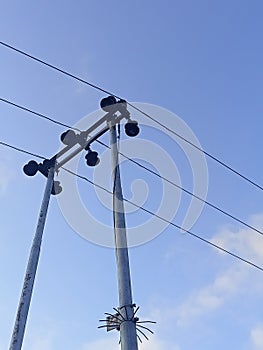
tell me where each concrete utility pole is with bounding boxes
[9,166,55,350]
[110,123,138,350]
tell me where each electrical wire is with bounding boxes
[1,96,263,237]
[1,97,263,239]
[1,40,262,191]
[0,141,45,159]
[118,152,263,237]
[0,138,262,271]
[62,167,263,273]
[127,103,263,192]
[0,97,81,132]
[0,41,118,98]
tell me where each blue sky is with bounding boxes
[1,1,263,349]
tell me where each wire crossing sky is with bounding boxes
[1,96,263,238]
[1,2,263,350]
[1,41,262,192]
[0,137,263,273]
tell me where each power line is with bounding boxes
[0,41,118,98]
[0,141,45,159]
[118,152,263,237]
[62,167,263,273]
[128,103,263,192]
[0,138,262,271]
[1,40,262,192]
[0,97,110,150]
[1,101,263,239]
[0,92,262,241]
[0,97,81,132]
[0,91,262,237]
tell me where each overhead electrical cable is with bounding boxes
[118,152,263,237]
[127,102,263,192]
[62,167,263,273]
[0,97,81,132]
[0,138,262,271]
[1,40,262,191]
[0,41,116,97]
[0,97,263,237]
[0,141,45,159]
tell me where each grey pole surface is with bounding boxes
[9,166,55,350]
[110,124,138,350]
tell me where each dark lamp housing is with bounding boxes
[60,130,76,146]
[125,121,140,137]
[100,96,117,112]
[85,150,100,167]
[51,181,62,195]
[23,160,39,176]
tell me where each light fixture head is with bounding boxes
[85,150,100,167]
[125,120,140,137]
[100,96,117,112]
[60,130,76,146]
[23,160,39,176]
[51,181,62,195]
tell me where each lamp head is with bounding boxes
[85,150,100,166]
[125,120,140,137]
[51,181,62,195]
[60,130,76,146]
[23,160,39,176]
[100,96,117,112]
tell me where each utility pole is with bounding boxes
[110,122,138,350]
[9,165,55,350]
[10,96,154,349]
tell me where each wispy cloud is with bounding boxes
[251,323,263,349]
[145,265,246,330]
[149,214,263,330]
[211,213,263,264]
[175,265,245,326]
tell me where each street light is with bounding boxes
[23,160,39,176]
[10,97,153,350]
[60,129,77,146]
[125,120,140,137]
[100,95,117,111]
[85,149,100,166]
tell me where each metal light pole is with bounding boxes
[10,96,150,349]
[110,123,138,350]
[9,166,55,350]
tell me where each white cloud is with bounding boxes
[251,324,263,349]
[148,214,263,329]
[211,213,263,264]
[174,265,245,326]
